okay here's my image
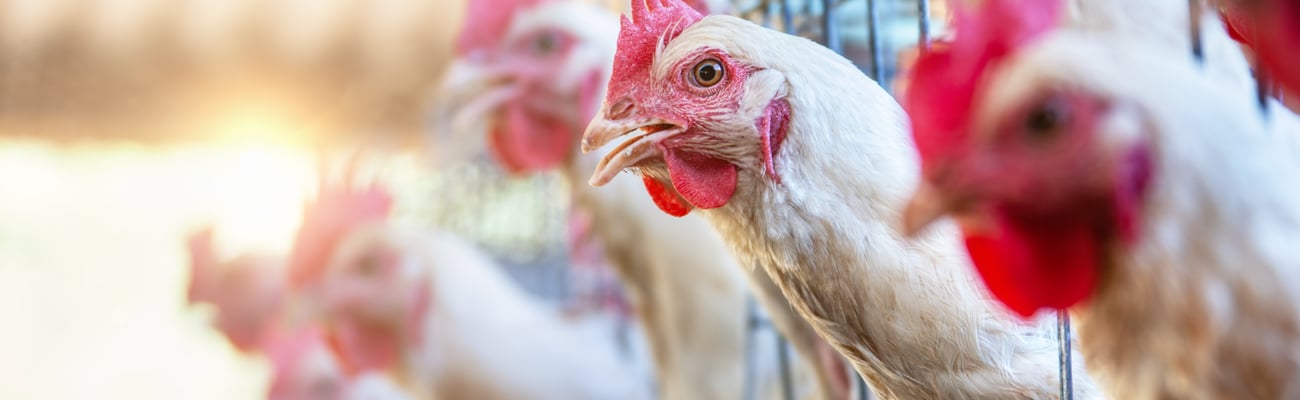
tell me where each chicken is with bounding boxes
[431,0,853,399]
[184,228,411,400]
[1216,0,1300,103]
[900,0,1300,398]
[285,177,648,400]
[580,0,1097,398]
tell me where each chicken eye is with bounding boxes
[356,254,382,277]
[533,31,559,55]
[692,59,724,87]
[1024,97,1069,142]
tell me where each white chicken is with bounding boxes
[580,0,1097,398]
[285,178,649,400]
[431,0,853,398]
[900,0,1300,398]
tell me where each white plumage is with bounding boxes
[319,224,650,400]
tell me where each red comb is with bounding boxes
[455,0,548,56]
[286,170,394,289]
[185,226,218,305]
[606,0,705,106]
[903,0,1064,171]
[1218,0,1300,96]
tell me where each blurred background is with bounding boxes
[0,0,935,399]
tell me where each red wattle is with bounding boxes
[963,211,1099,319]
[662,146,736,210]
[327,321,401,378]
[643,176,692,217]
[488,102,575,174]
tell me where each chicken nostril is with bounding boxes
[607,99,635,120]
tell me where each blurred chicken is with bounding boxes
[901,0,1300,398]
[185,228,411,400]
[581,0,1097,398]
[285,176,648,400]
[431,0,852,398]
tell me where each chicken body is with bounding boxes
[582,3,1098,398]
[433,0,850,398]
[315,224,649,400]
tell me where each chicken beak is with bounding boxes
[428,59,522,165]
[582,107,683,187]
[902,181,957,237]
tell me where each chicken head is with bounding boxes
[437,0,617,173]
[582,0,792,217]
[900,0,1156,317]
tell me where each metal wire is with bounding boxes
[1189,0,1204,63]
[777,336,795,400]
[1058,311,1074,400]
[823,0,842,54]
[742,296,759,400]
[866,0,885,81]
[918,0,931,52]
[781,0,796,34]
[761,0,774,28]
[1257,66,1272,116]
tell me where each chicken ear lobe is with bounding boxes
[759,98,791,182]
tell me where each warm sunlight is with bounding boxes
[0,139,318,400]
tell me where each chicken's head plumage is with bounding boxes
[455,0,547,58]
[583,0,792,217]
[287,175,394,290]
[901,0,1159,318]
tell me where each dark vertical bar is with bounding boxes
[866,0,884,81]
[777,337,795,400]
[761,0,773,28]
[823,0,842,54]
[742,296,758,400]
[1189,0,1204,63]
[918,0,931,51]
[1058,311,1074,400]
[857,374,870,400]
[781,0,796,34]
[1257,66,1272,116]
